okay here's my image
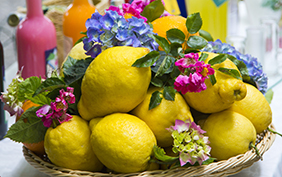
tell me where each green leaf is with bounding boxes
[151,77,164,87]
[141,0,164,22]
[209,74,217,85]
[152,145,179,163]
[218,68,242,80]
[187,36,208,49]
[186,12,202,34]
[163,86,176,101]
[29,93,52,106]
[208,54,227,65]
[4,107,48,143]
[155,56,175,77]
[170,43,183,57]
[170,65,181,79]
[132,51,160,67]
[74,36,87,46]
[149,34,171,54]
[33,77,66,97]
[226,54,250,82]
[199,29,214,42]
[63,57,94,85]
[265,89,274,104]
[166,29,185,44]
[149,91,163,110]
[62,56,78,70]
[17,76,42,102]
[199,52,209,62]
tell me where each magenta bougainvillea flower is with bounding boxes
[106,0,169,22]
[167,119,211,166]
[174,53,214,94]
[36,87,76,128]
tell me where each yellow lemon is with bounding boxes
[228,83,272,133]
[201,110,257,161]
[44,115,103,171]
[183,52,247,113]
[131,86,193,147]
[78,46,151,120]
[90,113,157,173]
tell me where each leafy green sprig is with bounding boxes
[5,57,93,144]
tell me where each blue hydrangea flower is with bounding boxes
[201,39,268,94]
[83,10,159,58]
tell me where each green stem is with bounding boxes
[267,127,282,137]
[249,143,261,159]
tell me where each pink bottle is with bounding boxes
[16,0,57,79]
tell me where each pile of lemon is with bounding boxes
[43,16,272,173]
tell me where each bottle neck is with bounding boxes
[26,0,44,18]
[72,0,92,6]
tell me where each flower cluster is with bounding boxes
[83,10,159,58]
[167,119,211,166]
[174,53,214,94]
[202,39,268,94]
[108,0,170,22]
[36,87,75,128]
[0,69,24,117]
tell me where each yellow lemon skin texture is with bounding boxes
[228,83,272,133]
[201,110,257,161]
[90,113,157,173]
[183,52,247,113]
[131,87,194,147]
[44,115,103,171]
[78,46,151,120]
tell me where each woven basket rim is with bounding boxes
[23,124,276,177]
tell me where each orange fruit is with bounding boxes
[151,15,199,50]
[16,100,45,156]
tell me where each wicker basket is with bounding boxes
[23,124,276,177]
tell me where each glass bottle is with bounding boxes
[0,41,7,140]
[16,0,58,79]
[186,0,228,42]
[63,0,96,57]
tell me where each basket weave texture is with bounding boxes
[23,124,276,177]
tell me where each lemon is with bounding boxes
[183,52,247,113]
[44,115,103,171]
[201,110,257,161]
[90,113,157,173]
[131,87,194,147]
[228,83,272,133]
[78,46,151,120]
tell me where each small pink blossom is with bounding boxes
[174,53,214,94]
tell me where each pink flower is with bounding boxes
[35,87,76,128]
[167,119,190,133]
[107,6,123,16]
[174,53,214,94]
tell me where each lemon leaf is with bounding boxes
[186,12,202,34]
[218,68,242,80]
[33,77,66,97]
[170,43,183,57]
[209,74,217,85]
[187,36,208,49]
[152,145,179,163]
[141,0,164,22]
[166,28,185,44]
[208,54,227,65]
[149,91,163,110]
[63,57,94,85]
[226,54,251,82]
[199,52,209,62]
[199,29,214,42]
[151,77,164,87]
[4,107,47,143]
[155,55,175,77]
[265,89,274,104]
[132,51,160,67]
[149,34,171,54]
[163,86,176,101]
[17,76,42,102]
